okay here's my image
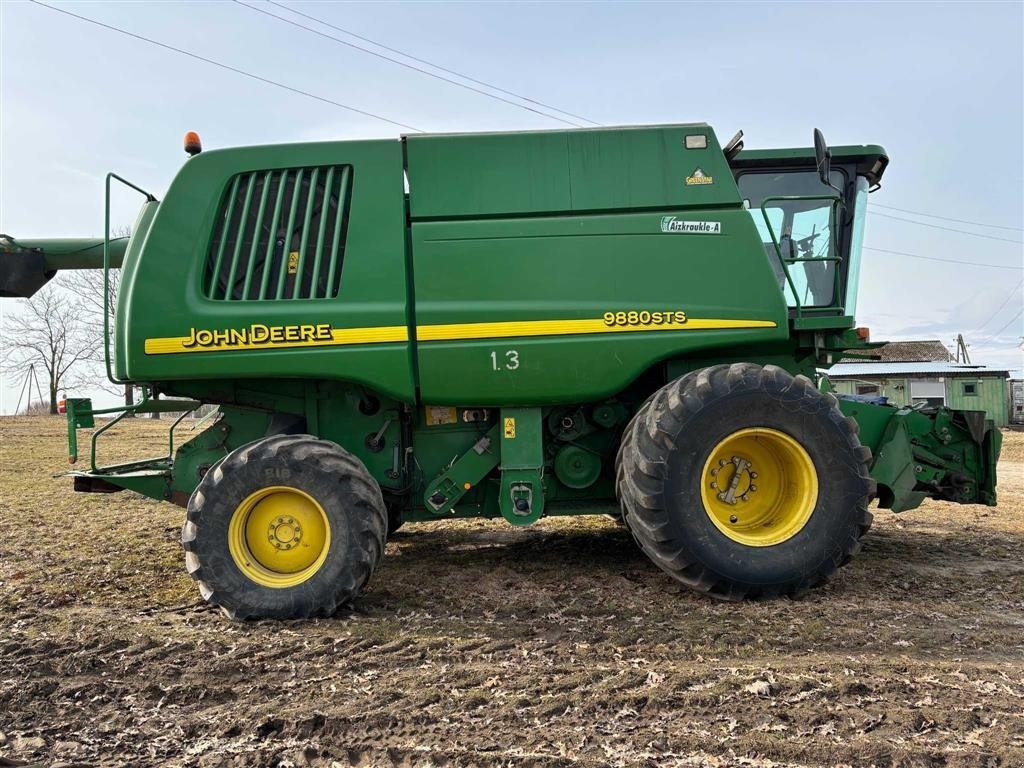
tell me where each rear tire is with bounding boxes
[182,434,387,619]
[617,363,873,599]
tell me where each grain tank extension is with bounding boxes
[1,124,1000,619]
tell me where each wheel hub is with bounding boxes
[227,486,331,587]
[700,428,818,547]
[268,515,303,550]
[709,455,760,505]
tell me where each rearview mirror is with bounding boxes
[813,128,831,186]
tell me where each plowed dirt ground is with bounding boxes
[1,416,1022,768]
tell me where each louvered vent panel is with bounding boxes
[204,165,353,300]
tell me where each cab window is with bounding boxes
[739,169,845,308]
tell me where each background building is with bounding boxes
[827,340,1011,426]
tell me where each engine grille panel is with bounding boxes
[204,165,353,301]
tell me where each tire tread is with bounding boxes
[616,363,873,600]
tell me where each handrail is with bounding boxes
[758,194,844,318]
[103,173,157,385]
[84,390,200,473]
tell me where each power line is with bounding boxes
[20,0,1024,276]
[990,308,1023,338]
[265,0,600,127]
[868,211,1024,244]
[28,0,421,132]
[974,281,1023,333]
[869,203,1023,232]
[863,246,1024,270]
[234,0,585,128]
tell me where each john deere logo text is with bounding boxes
[183,323,334,349]
[660,217,722,234]
[685,167,714,186]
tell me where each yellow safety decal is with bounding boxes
[144,323,408,355]
[286,251,300,274]
[416,316,776,342]
[503,417,516,439]
[144,316,777,354]
[425,406,458,426]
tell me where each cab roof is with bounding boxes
[732,144,889,184]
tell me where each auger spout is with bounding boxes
[0,235,129,298]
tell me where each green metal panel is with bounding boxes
[565,125,740,211]
[405,124,740,219]
[117,140,415,402]
[838,398,999,511]
[421,424,501,515]
[406,130,573,218]
[412,207,788,404]
[498,407,545,525]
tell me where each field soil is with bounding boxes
[1,416,1022,768]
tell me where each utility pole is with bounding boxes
[14,363,46,415]
[954,333,971,364]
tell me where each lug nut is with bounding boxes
[729,515,737,523]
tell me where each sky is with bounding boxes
[1,0,1022,413]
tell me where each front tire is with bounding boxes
[618,363,873,599]
[182,434,387,619]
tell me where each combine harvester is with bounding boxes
[1,125,1000,619]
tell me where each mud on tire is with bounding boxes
[182,434,387,620]
[617,363,874,599]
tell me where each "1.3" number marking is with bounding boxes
[490,350,520,371]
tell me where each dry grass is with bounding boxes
[1,416,1022,768]
[998,429,1024,464]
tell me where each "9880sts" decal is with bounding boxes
[602,310,688,327]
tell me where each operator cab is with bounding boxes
[729,130,888,320]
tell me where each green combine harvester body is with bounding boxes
[2,123,1000,618]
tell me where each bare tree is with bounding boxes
[2,284,101,414]
[55,226,137,410]
[55,268,136,408]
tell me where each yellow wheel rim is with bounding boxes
[700,428,818,547]
[227,486,330,588]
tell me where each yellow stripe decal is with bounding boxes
[416,317,777,342]
[144,317,777,354]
